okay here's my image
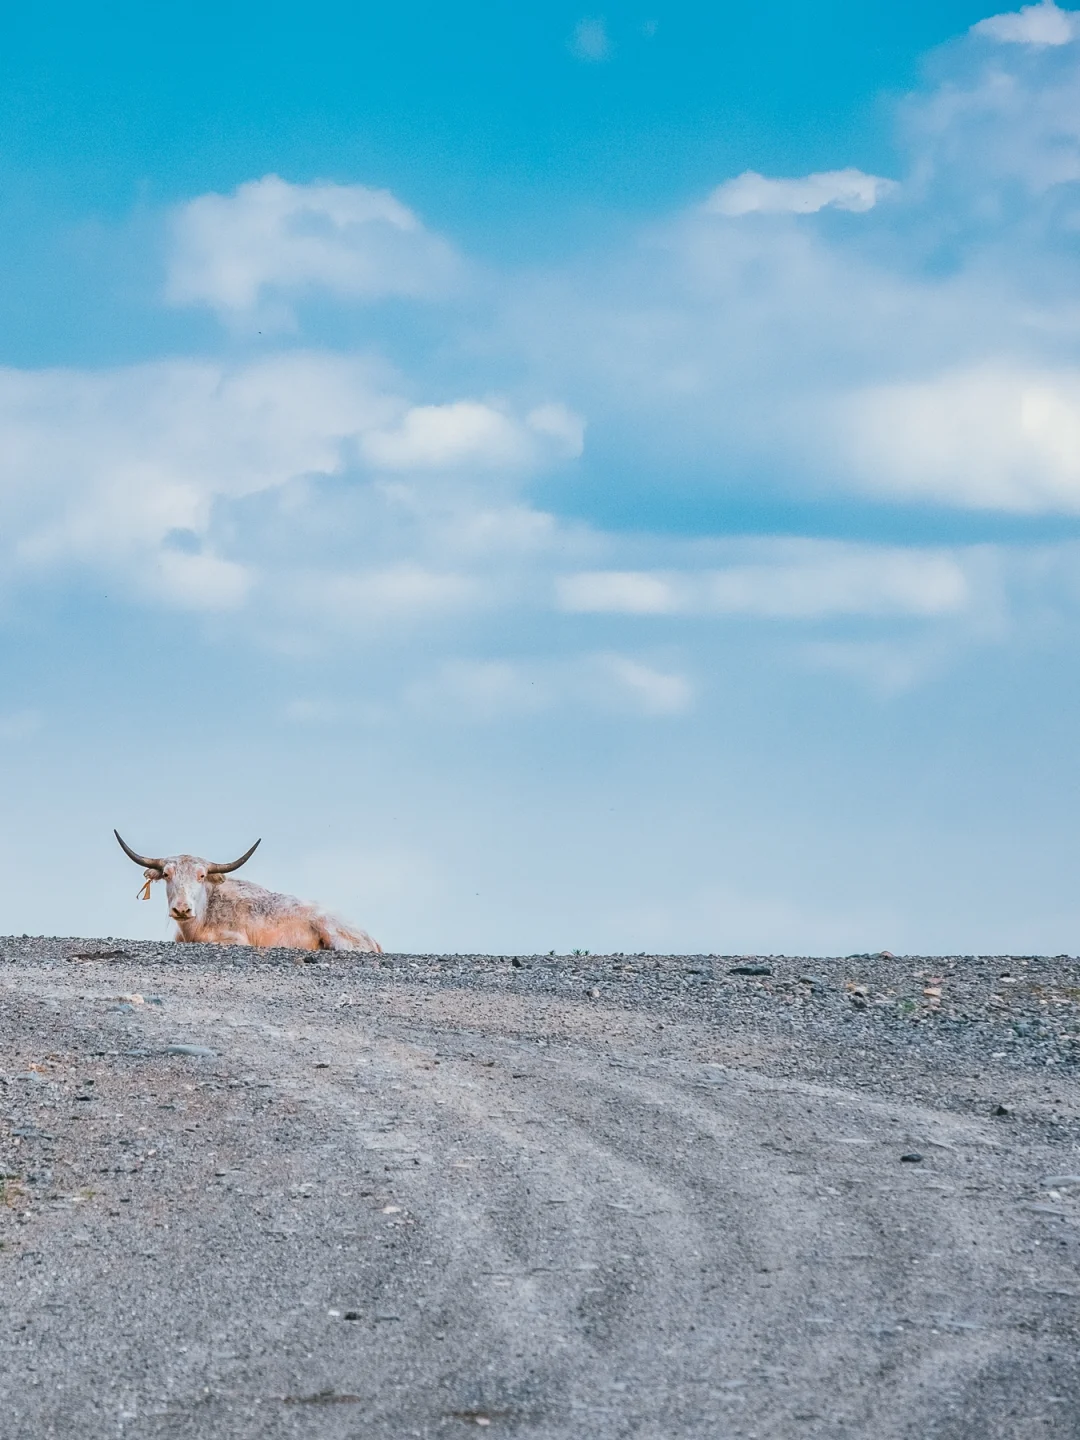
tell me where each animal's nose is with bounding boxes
[171,906,192,919]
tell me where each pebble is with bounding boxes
[900,1152,923,1163]
[165,1044,217,1058]
[729,965,772,977]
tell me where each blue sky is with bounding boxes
[4,0,1080,953]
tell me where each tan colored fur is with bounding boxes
[143,854,381,953]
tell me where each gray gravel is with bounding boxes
[2,938,1079,1438]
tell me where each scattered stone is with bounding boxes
[993,1105,1011,1117]
[284,1388,362,1404]
[165,1044,217,1058]
[729,965,772,976]
[900,1153,923,1163]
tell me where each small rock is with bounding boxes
[900,1152,923,1163]
[993,1104,1011,1117]
[511,957,523,968]
[343,1310,361,1321]
[165,1044,216,1058]
[729,964,772,976]
[1042,1174,1080,1189]
[589,987,600,998]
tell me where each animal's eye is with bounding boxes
[197,870,206,881]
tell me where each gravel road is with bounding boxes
[1,939,1078,1439]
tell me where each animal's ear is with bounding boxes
[207,871,227,885]
[143,867,164,882]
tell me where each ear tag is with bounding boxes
[138,878,154,901]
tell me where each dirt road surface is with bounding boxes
[1,939,1078,1438]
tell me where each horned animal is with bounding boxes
[114,831,381,952]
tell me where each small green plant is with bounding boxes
[572,948,590,958]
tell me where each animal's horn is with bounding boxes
[207,839,261,875]
[114,830,164,870]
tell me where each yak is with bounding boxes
[114,831,381,952]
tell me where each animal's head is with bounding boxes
[114,831,260,923]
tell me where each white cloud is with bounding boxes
[973,1,1078,45]
[0,352,581,618]
[557,545,973,620]
[152,550,252,610]
[11,9,1080,708]
[407,651,693,720]
[362,399,583,472]
[492,14,1080,520]
[409,659,551,720]
[293,565,483,628]
[0,352,395,604]
[702,548,970,618]
[569,18,611,61]
[165,174,459,323]
[704,168,897,217]
[799,637,953,696]
[557,570,679,614]
[597,655,693,715]
[837,364,1080,512]
[524,403,587,455]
